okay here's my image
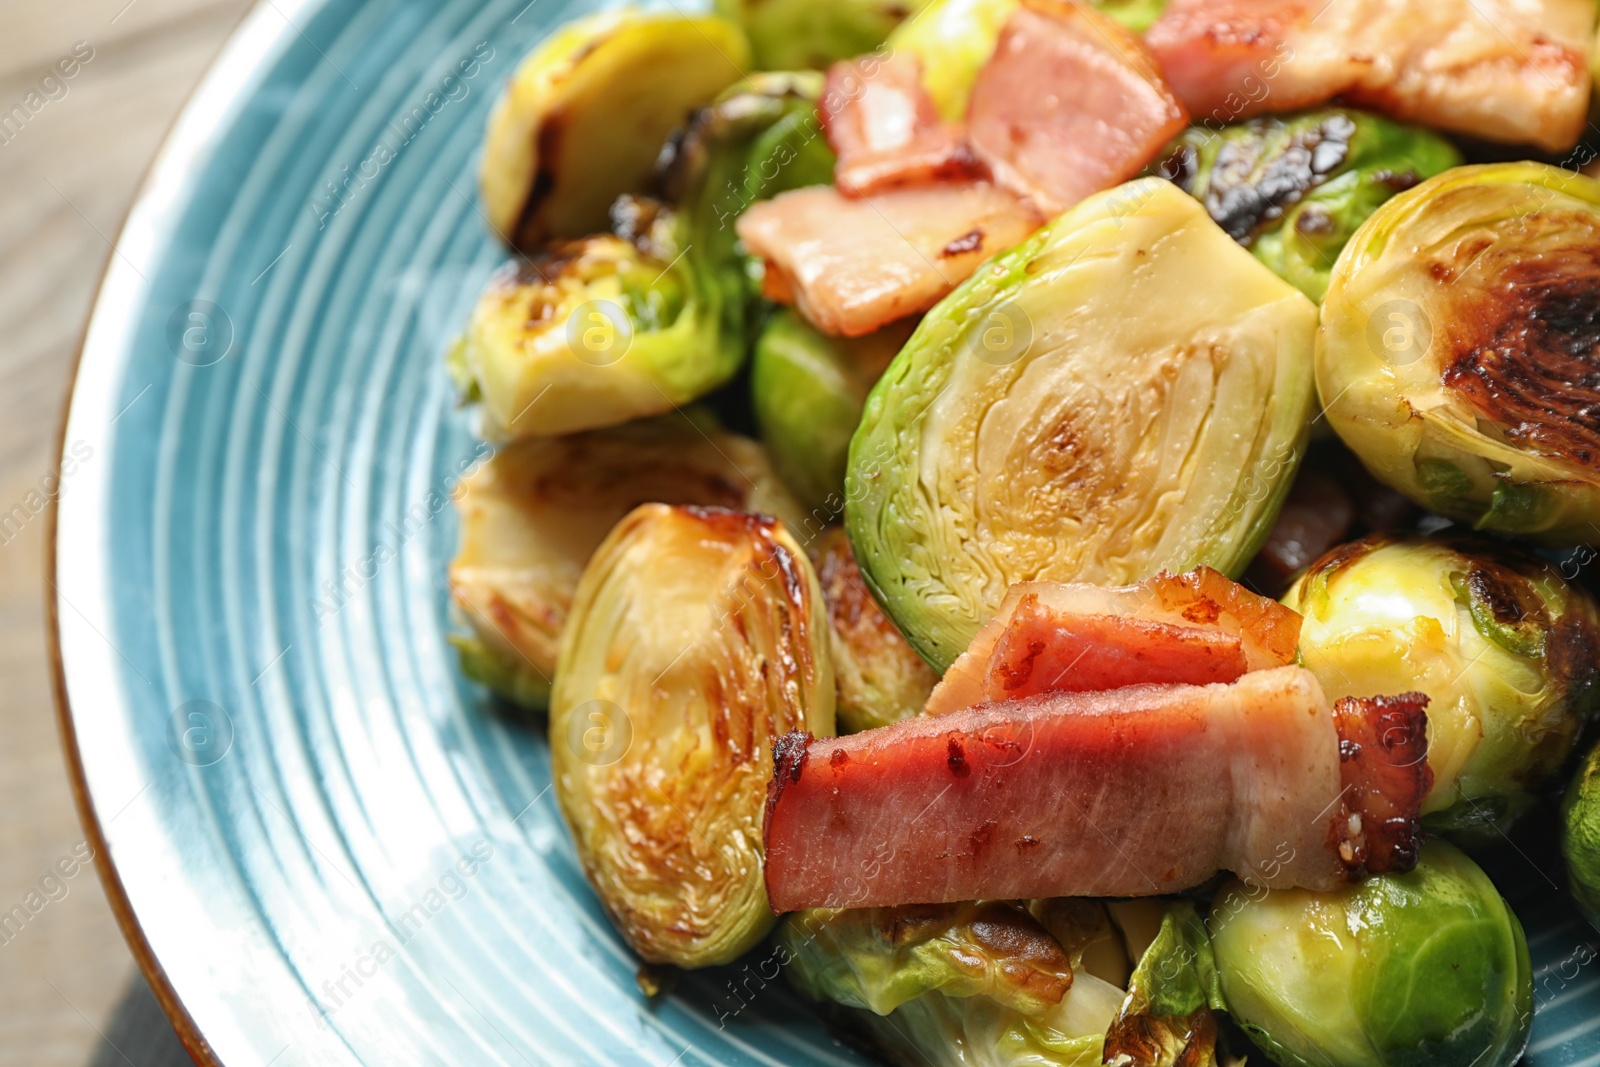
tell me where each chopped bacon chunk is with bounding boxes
[1146,0,1593,152]
[1331,691,1432,878]
[968,0,1189,216]
[925,567,1301,716]
[823,52,986,197]
[736,183,1042,337]
[763,667,1428,912]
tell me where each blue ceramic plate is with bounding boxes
[47,0,1600,1063]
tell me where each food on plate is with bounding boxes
[924,566,1300,716]
[763,665,1431,911]
[480,11,750,249]
[736,182,1041,337]
[463,73,833,440]
[1317,163,1600,544]
[447,412,804,709]
[714,0,929,71]
[964,0,1187,216]
[445,0,1600,1052]
[815,528,940,733]
[780,898,1222,1067]
[1210,841,1533,1067]
[1151,109,1461,301]
[550,504,833,966]
[1285,535,1600,836]
[1562,742,1600,930]
[751,311,911,511]
[1145,0,1595,152]
[846,178,1317,671]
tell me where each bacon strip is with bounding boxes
[968,0,1188,216]
[736,183,1041,337]
[823,52,986,197]
[925,568,1301,716]
[763,667,1429,911]
[1331,691,1432,878]
[1145,0,1593,152]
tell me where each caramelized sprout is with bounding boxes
[552,505,832,966]
[448,413,803,708]
[1317,162,1600,543]
[846,179,1317,670]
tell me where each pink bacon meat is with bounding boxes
[763,666,1430,912]
[925,567,1301,716]
[1145,0,1593,152]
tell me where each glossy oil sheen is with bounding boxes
[50,0,1600,1063]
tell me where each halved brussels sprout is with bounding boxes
[751,310,911,511]
[480,10,750,248]
[1562,741,1600,929]
[1284,535,1600,835]
[1152,109,1461,302]
[815,527,939,732]
[1317,162,1600,543]
[781,898,1226,1067]
[462,221,741,440]
[551,504,833,966]
[1211,841,1533,1067]
[464,72,835,440]
[714,0,930,70]
[781,900,1125,1067]
[846,178,1318,670]
[448,412,804,709]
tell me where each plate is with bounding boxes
[46,0,1600,1063]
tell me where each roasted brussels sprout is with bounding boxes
[463,72,834,440]
[461,220,740,440]
[714,0,929,71]
[448,412,805,709]
[751,310,910,511]
[481,10,750,248]
[1152,109,1461,302]
[1211,841,1533,1067]
[815,527,938,732]
[1562,741,1600,929]
[780,898,1226,1067]
[780,900,1125,1067]
[1317,162,1600,543]
[1284,535,1600,835]
[551,504,832,967]
[846,178,1318,670]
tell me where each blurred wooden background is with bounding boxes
[0,0,249,1062]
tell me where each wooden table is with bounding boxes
[0,1,250,1062]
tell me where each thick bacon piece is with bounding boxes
[925,568,1300,716]
[763,666,1429,912]
[968,0,1189,216]
[736,183,1042,337]
[1145,0,1593,152]
[822,52,985,197]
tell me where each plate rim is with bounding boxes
[45,1,324,1061]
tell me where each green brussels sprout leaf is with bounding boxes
[1563,741,1600,931]
[714,0,932,70]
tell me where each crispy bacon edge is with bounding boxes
[1330,691,1432,879]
